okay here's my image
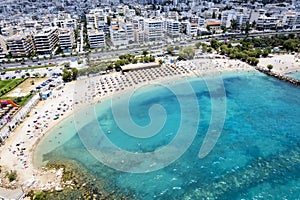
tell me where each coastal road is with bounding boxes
[3,29,300,69]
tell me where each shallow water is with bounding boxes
[287,71,300,80]
[35,71,300,199]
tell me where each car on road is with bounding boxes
[1,72,6,75]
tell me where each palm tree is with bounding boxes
[252,21,256,29]
[245,21,251,35]
[230,19,238,31]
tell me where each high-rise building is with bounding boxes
[110,26,128,46]
[88,30,106,49]
[295,0,300,11]
[166,19,180,38]
[144,19,163,42]
[34,27,59,54]
[58,29,75,53]
[6,33,35,57]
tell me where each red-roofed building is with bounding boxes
[206,20,222,33]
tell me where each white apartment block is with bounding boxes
[34,27,59,55]
[198,18,206,27]
[293,13,300,29]
[6,33,35,57]
[134,29,144,44]
[144,19,163,42]
[166,19,180,38]
[86,13,96,29]
[221,10,237,28]
[58,29,75,53]
[131,17,144,30]
[0,35,8,58]
[282,11,297,29]
[187,22,198,36]
[110,26,128,46]
[256,15,277,30]
[125,23,134,44]
[236,13,250,26]
[1,26,13,37]
[86,14,95,24]
[88,30,105,49]
[295,0,300,12]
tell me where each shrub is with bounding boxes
[7,171,17,182]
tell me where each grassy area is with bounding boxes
[0,64,56,72]
[0,93,35,106]
[0,78,26,97]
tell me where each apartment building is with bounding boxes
[125,23,134,44]
[295,0,300,12]
[110,26,128,46]
[0,35,8,58]
[166,19,180,38]
[34,27,59,54]
[221,10,237,28]
[88,30,106,49]
[131,17,144,30]
[144,18,163,42]
[256,15,277,30]
[187,22,198,36]
[293,13,300,29]
[1,26,13,37]
[58,29,75,53]
[282,11,297,29]
[236,13,250,27]
[6,33,35,57]
[134,29,144,44]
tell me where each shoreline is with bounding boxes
[0,56,287,194]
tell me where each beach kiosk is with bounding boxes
[39,91,52,100]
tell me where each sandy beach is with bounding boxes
[258,53,300,74]
[0,57,275,194]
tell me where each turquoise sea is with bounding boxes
[34,71,300,199]
[287,71,300,80]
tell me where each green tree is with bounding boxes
[212,12,216,19]
[244,21,251,35]
[132,58,138,64]
[206,25,211,32]
[33,191,46,200]
[210,38,220,50]
[267,64,273,71]
[195,42,201,49]
[142,50,149,57]
[262,47,271,57]
[107,16,112,26]
[62,69,72,82]
[166,46,174,54]
[178,46,195,60]
[71,68,79,80]
[230,19,238,31]
[7,171,17,182]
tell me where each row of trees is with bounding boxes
[112,53,155,68]
[240,34,300,52]
[210,39,262,66]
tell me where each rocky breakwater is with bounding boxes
[256,67,300,86]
